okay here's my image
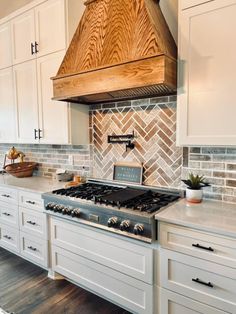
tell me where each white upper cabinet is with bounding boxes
[177,0,236,146]
[0,0,88,145]
[0,68,16,142]
[0,22,12,69]
[11,10,35,65]
[37,51,69,144]
[34,0,66,58]
[11,0,66,64]
[13,60,39,143]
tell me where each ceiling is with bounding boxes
[0,0,178,41]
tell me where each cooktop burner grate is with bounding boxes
[52,183,179,213]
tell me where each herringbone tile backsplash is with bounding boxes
[90,96,183,188]
[1,95,236,203]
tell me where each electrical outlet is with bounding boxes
[68,155,74,165]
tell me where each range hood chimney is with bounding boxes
[52,0,177,104]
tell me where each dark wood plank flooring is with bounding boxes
[0,247,131,314]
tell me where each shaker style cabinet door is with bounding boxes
[0,22,12,69]
[177,0,236,146]
[37,51,69,144]
[11,10,36,65]
[0,68,16,142]
[35,0,66,58]
[13,60,39,143]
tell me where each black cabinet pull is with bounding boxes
[192,278,214,288]
[27,220,36,226]
[28,246,37,251]
[35,41,39,53]
[31,42,35,55]
[2,194,10,198]
[38,129,42,140]
[2,212,11,216]
[26,200,36,205]
[3,235,12,240]
[192,243,214,252]
[34,129,38,140]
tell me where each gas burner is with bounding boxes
[43,180,181,243]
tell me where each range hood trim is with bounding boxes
[52,55,176,104]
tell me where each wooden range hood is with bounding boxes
[52,0,177,104]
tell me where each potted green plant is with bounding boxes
[182,173,210,203]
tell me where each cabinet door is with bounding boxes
[35,0,66,58]
[160,289,229,314]
[177,0,236,146]
[0,22,12,69]
[14,60,39,143]
[11,9,36,64]
[37,51,69,144]
[0,68,16,142]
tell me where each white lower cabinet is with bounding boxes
[50,217,153,284]
[0,202,19,228]
[19,206,47,239]
[0,186,48,269]
[159,222,236,314]
[20,231,48,267]
[49,217,154,314]
[160,288,228,314]
[0,222,20,253]
[161,248,236,313]
[52,245,153,314]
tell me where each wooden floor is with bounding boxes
[0,247,130,314]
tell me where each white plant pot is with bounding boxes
[186,188,203,203]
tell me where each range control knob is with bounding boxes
[120,220,130,231]
[45,203,55,211]
[53,204,64,213]
[71,208,80,218]
[134,224,144,235]
[62,206,72,215]
[107,217,118,228]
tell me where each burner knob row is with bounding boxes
[45,203,80,218]
[107,217,144,235]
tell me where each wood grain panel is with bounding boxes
[53,0,177,103]
[53,56,176,102]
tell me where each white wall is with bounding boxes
[160,0,178,43]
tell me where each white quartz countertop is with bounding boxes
[155,199,236,238]
[0,174,65,194]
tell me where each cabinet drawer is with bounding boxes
[0,187,18,204]
[19,191,43,211]
[19,207,47,239]
[0,202,18,228]
[161,249,236,313]
[50,217,153,284]
[20,231,48,267]
[159,223,236,269]
[52,245,153,314]
[0,223,19,253]
[160,288,229,314]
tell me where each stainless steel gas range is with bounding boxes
[42,179,181,243]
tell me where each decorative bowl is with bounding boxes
[4,162,38,178]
